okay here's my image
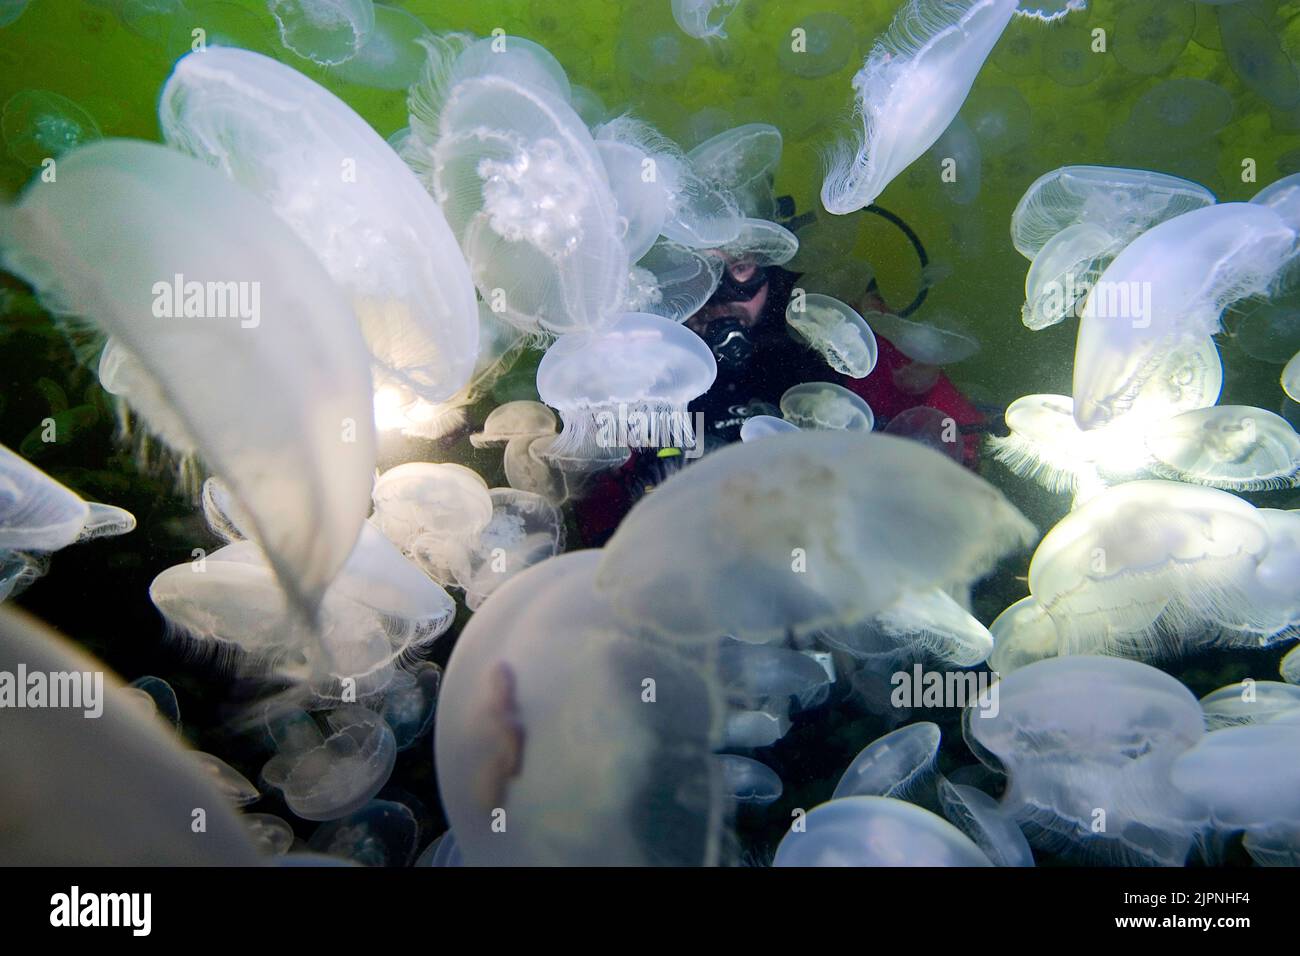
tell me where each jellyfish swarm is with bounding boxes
[785,293,878,378]
[1026,480,1299,660]
[536,312,717,470]
[773,796,993,866]
[0,140,378,625]
[1144,405,1300,491]
[435,551,722,865]
[160,48,479,410]
[596,432,1035,646]
[964,656,1207,866]
[779,382,875,431]
[820,0,1018,214]
[407,34,629,336]
[1072,201,1300,432]
[1010,166,1216,331]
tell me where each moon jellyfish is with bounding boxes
[718,218,799,268]
[785,293,878,378]
[1,90,102,167]
[724,706,792,749]
[1027,480,1297,658]
[1199,680,1300,730]
[820,0,1017,214]
[536,312,717,469]
[718,638,834,714]
[671,0,740,40]
[1012,0,1086,24]
[0,552,43,603]
[408,36,628,337]
[267,0,375,65]
[370,462,492,587]
[1235,295,1300,365]
[1042,18,1103,87]
[503,434,568,504]
[618,4,703,85]
[1021,223,1116,330]
[0,140,377,624]
[243,813,295,857]
[937,778,1035,866]
[328,4,430,90]
[417,829,464,867]
[961,85,1030,158]
[1010,165,1215,262]
[1286,352,1300,402]
[624,240,725,322]
[688,123,782,219]
[194,752,260,808]
[161,48,479,407]
[927,116,981,205]
[865,310,980,367]
[1073,202,1300,431]
[988,596,1059,674]
[262,704,397,822]
[1129,79,1234,148]
[379,661,441,750]
[436,551,722,865]
[1143,405,1300,491]
[0,607,259,864]
[1281,644,1300,685]
[129,675,181,731]
[0,443,135,552]
[884,407,963,462]
[779,382,874,432]
[1217,3,1300,110]
[595,137,671,262]
[307,798,418,866]
[596,432,1036,645]
[1113,0,1195,76]
[469,401,557,449]
[965,656,1207,866]
[774,796,993,866]
[740,414,799,442]
[777,11,855,79]
[451,488,565,610]
[832,722,941,802]
[717,755,782,806]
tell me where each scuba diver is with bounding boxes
[573,202,995,547]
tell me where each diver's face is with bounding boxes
[685,260,769,335]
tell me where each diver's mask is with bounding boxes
[701,316,756,372]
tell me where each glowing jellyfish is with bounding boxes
[988,596,1059,674]
[965,656,1207,865]
[779,382,874,432]
[1,90,101,167]
[243,813,295,857]
[0,140,377,624]
[829,586,996,667]
[688,123,782,219]
[161,48,479,407]
[884,407,963,462]
[865,309,980,368]
[988,393,1111,494]
[307,799,419,866]
[596,432,1036,645]
[1010,165,1215,261]
[436,551,722,865]
[536,312,717,470]
[503,434,568,504]
[408,36,629,336]
[671,0,740,40]
[1199,680,1300,731]
[595,136,671,262]
[1042,19,1103,87]
[469,401,557,449]
[820,0,1017,214]
[1143,405,1300,491]
[777,11,855,78]
[785,292,878,378]
[624,240,725,322]
[717,754,783,806]
[1021,222,1116,330]
[267,0,376,65]
[774,796,993,866]
[1113,0,1194,76]
[262,705,397,822]
[129,676,180,731]
[718,217,799,268]
[937,778,1035,866]
[740,415,799,442]
[1217,3,1300,110]
[832,722,941,801]
[1073,202,1299,431]
[194,752,260,808]
[1027,480,1297,659]
[452,488,566,610]
[370,462,493,587]
[0,607,259,864]
[328,4,432,90]
[0,443,135,553]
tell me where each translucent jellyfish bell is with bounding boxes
[884,407,963,462]
[774,796,993,866]
[1286,351,1300,403]
[717,218,799,268]
[1,89,101,167]
[452,488,566,610]
[718,638,834,713]
[1021,222,1116,330]
[267,0,376,66]
[468,401,557,449]
[328,4,431,91]
[0,140,378,624]
[1143,405,1300,491]
[863,310,980,366]
[937,778,1035,867]
[671,0,740,40]
[596,432,1036,645]
[624,239,725,322]
[1113,0,1194,75]
[965,656,1208,866]
[503,434,568,504]
[160,47,479,407]
[370,462,492,556]
[1027,480,1296,658]
[716,755,783,806]
[1217,3,1300,110]
[1073,201,1299,431]
[688,123,782,219]
[832,722,941,801]
[780,382,874,432]
[776,11,856,79]
[536,312,717,467]
[435,551,722,865]
[595,138,671,263]
[785,293,878,378]
[739,415,799,442]
[1129,79,1235,149]
[820,0,1018,214]
[308,798,419,866]
[1199,680,1300,731]
[988,596,1059,674]
[0,443,135,553]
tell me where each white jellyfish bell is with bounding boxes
[820,0,1019,214]
[688,123,783,220]
[773,796,993,866]
[159,47,480,411]
[779,382,875,432]
[785,293,879,379]
[535,312,717,472]
[671,0,741,41]
[1143,405,1300,491]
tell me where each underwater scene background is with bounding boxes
[1,0,1299,868]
